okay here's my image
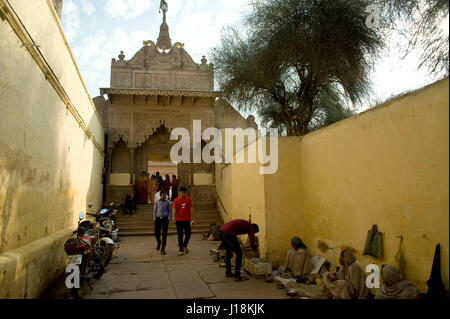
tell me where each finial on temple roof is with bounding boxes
[157,0,172,51]
[159,0,168,23]
[118,51,125,61]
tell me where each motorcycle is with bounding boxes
[86,203,120,267]
[64,212,114,299]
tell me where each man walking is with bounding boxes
[172,187,195,255]
[219,219,259,281]
[153,190,171,255]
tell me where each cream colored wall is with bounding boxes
[296,78,449,292]
[0,0,104,298]
[110,174,131,186]
[216,78,449,292]
[215,142,268,257]
[193,173,213,185]
[263,137,303,265]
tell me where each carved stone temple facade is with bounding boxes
[93,14,257,203]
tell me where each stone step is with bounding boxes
[116,212,221,220]
[119,198,222,237]
[119,228,209,237]
[118,221,218,229]
[118,226,211,233]
[117,217,223,224]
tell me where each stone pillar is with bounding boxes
[129,147,136,185]
[107,148,113,184]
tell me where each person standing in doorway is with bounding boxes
[136,171,148,205]
[172,187,195,255]
[156,172,164,190]
[164,174,171,199]
[171,175,178,201]
[219,219,259,281]
[148,175,158,205]
[153,190,171,255]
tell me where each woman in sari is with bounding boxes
[171,175,178,201]
[322,248,369,299]
[278,236,311,279]
[136,171,149,204]
[148,175,158,205]
[164,174,171,199]
[375,265,418,299]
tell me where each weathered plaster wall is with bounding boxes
[216,143,268,257]
[297,78,449,292]
[0,0,104,298]
[216,78,449,292]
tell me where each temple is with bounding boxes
[93,5,257,203]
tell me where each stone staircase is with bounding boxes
[116,200,223,237]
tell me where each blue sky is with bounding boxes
[62,0,445,116]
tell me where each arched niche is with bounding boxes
[111,137,130,173]
[135,122,176,176]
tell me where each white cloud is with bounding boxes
[80,0,96,16]
[72,28,150,96]
[62,0,80,41]
[104,0,153,19]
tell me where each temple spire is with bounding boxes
[159,0,168,23]
[157,0,172,50]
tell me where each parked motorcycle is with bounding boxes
[86,202,120,267]
[64,212,114,299]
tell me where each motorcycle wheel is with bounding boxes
[93,265,104,279]
[99,241,113,267]
[71,280,89,299]
[105,243,114,266]
[71,287,80,299]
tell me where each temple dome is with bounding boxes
[157,22,172,50]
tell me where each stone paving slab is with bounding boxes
[166,263,215,299]
[46,234,292,299]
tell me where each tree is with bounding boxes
[212,0,383,136]
[379,0,449,76]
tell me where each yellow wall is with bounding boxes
[0,0,104,298]
[215,142,268,257]
[216,78,449,292]
[110,173,131,186]
[193,173,213,185]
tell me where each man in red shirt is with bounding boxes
[219,219,259,281]
[172,187,195,255]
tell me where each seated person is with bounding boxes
[122,195,136,215]
[322,248,369,299]
[375,264,418,299]
[278,236,311,280]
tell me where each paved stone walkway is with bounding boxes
[47,234,290,299]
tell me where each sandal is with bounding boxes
[234,276,249,281]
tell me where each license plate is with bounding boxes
[66,255,83,265]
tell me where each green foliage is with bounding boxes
[212,0,383,136]
[378,0,449,76]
